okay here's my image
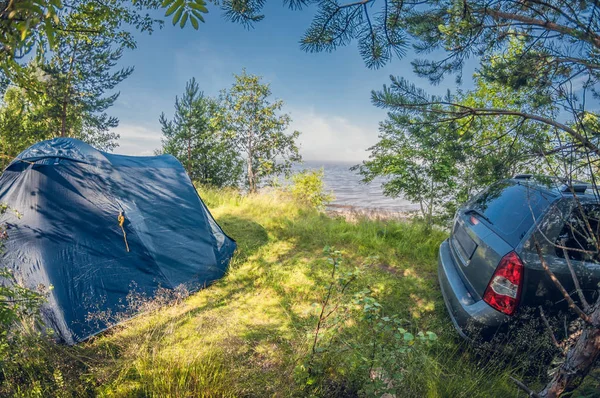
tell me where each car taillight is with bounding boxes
[483,251,523,315]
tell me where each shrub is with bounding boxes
[297,248,439,397]
[289,169,334,210]
[0,205,69,397]
[0,268,47,357]
[0,266,64,397]
[0,205,47,353]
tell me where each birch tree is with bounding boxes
[217,70,301,192]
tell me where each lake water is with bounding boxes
[295,161,420,212]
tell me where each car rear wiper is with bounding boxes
[465,209,493,225]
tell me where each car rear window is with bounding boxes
[469,181,554,247]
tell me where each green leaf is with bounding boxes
[172,5,185,24]
[19,3,44,15]
[20,26,28,42]
[165,0,183,17]
[44,22,55,48]
[189,2,208,13]
[190,15,199,29]
[161,0,174,7]
[179,11,189,27]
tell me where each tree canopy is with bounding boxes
[356,61,557,225]
[354,112,463,226]
[159,77,242,187]
[0,2,139,161]
[216,70,302,192]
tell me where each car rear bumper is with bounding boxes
[438,239,510,340]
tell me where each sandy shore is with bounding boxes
[325,203,417,222]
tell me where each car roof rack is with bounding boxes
[560,183,592,194]
[512,174,598,195]
[513,174,533,179]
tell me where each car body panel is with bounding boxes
[451,213,513,299]
[438,240,510,338]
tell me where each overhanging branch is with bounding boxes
[483,8,600,50]
[396,100,600,158]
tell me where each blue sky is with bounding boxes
[112,3,469,161]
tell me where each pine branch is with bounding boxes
[483,8,600,50]
[539,305,563,353]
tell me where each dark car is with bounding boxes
[438,174,600,339]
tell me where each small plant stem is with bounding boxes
[539,306,562,354]
[308,255,338,374]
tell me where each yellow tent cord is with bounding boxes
[118,211,130,252]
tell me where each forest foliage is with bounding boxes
[159,71,302,190]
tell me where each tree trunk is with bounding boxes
[418,199,425,220]
[539,306,600,397]
[246,124,255,192]
[427,178,435,227]
[187,135,191,176]
[60,41,79,137]
[60,99,68,137]
[247,155,255,193]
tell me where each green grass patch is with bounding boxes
[1,188,563,397]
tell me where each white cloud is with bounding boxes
[113,123,162,156]
[289,108,379,162]
[112,109,380,163]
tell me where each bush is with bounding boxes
[296,248,440,397]
[0,267,60,397]
[288,169,334,210]
[0,206,69,397]
[0,205,47,352]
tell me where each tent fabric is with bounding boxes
[0,138,236,344]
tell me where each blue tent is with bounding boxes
[0,138,236,344]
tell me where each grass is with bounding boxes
[1,188,570,397]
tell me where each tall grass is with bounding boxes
[1,187,564,397]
